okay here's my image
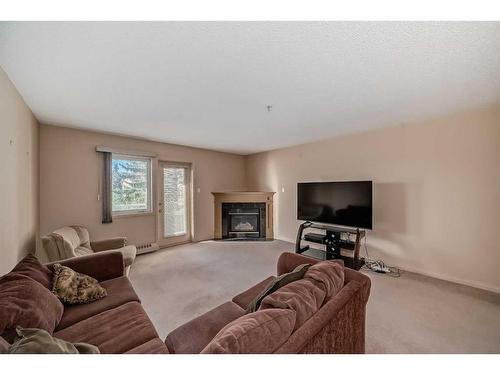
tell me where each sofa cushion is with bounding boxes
[42,233,76,262]
[54,302,159,354]
[10,254,53,289]
[201,308,296,354]
[165,301,246,354]
[53,226,81,249]
[70,225,92,249]
[260,278,326,329]
[75,246,94,256]
[125,338,169,354]
[305,261,345,298]
[232,276,274,309]
[56,276,140,330]
[0,273,64,342]
[52,264,107,305]
[246,263,311,313]
[259,260,345,329]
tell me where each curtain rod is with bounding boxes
[95,145,157,158]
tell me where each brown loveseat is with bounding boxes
[0,251,168,354]
[165,252,371,354]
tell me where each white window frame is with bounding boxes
[111,153,153,216]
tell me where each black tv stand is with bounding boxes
[295,221,365,270]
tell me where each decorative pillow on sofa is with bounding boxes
[7,327,99,354]
[0,273,64,343]
[201,308,296,354]
[52,264,107,305]
[0,336,9,353]
[246,263,311,313]
[10,254,53,289]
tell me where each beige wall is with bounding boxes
[0,68,39,274]
[246,104,500,292]
[39,125,246,258]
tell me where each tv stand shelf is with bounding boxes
[295,221,366,270]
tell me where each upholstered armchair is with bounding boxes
[42,225,136,275]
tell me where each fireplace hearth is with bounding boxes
[222,202,266,240]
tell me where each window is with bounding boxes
[111,154,152,215]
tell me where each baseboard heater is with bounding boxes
[136,242,160,255]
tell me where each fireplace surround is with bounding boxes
[212,191,275,240]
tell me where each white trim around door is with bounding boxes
[157,161,192,247]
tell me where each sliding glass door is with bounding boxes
[158,162,191,247]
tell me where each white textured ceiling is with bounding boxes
[1,22,499,155]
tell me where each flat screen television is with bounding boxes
[297,181,373,229]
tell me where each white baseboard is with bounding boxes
[396,266,500,295]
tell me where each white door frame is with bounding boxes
[157,161,192,248]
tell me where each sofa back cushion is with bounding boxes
[42,233,76,261]
[305,261,345,299]
[43,226,94,261]
[246,263,311,313]
[10,254,53,289]
[201,308,296,354]
[0,273,64,343]
[69,225,91,249]
[260,278,326,329]
[259,260,344,330]
[53,226,82,249]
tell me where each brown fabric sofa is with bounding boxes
[0,252,168,354]
[165,252,371,354]
[42,225,136,275]
[2,251,369,354]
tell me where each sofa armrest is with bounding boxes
[344,267,371,303]
[91,237,127,252]
[45,251,125,281]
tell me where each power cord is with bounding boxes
[362,235,401,278]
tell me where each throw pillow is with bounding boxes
[10,254,53,289]
[0,336,9,353]
[7,327,99,354]
[201,308,296,354]
[52,264,107,305]
[246,263,311,313]
[0,273,64,343]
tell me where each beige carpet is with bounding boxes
[129,240,500,353]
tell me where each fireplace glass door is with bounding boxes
[229,212,259,234]
[221,203,266,239]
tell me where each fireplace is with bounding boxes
[212,191,275,240]
[222,202,266,240]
